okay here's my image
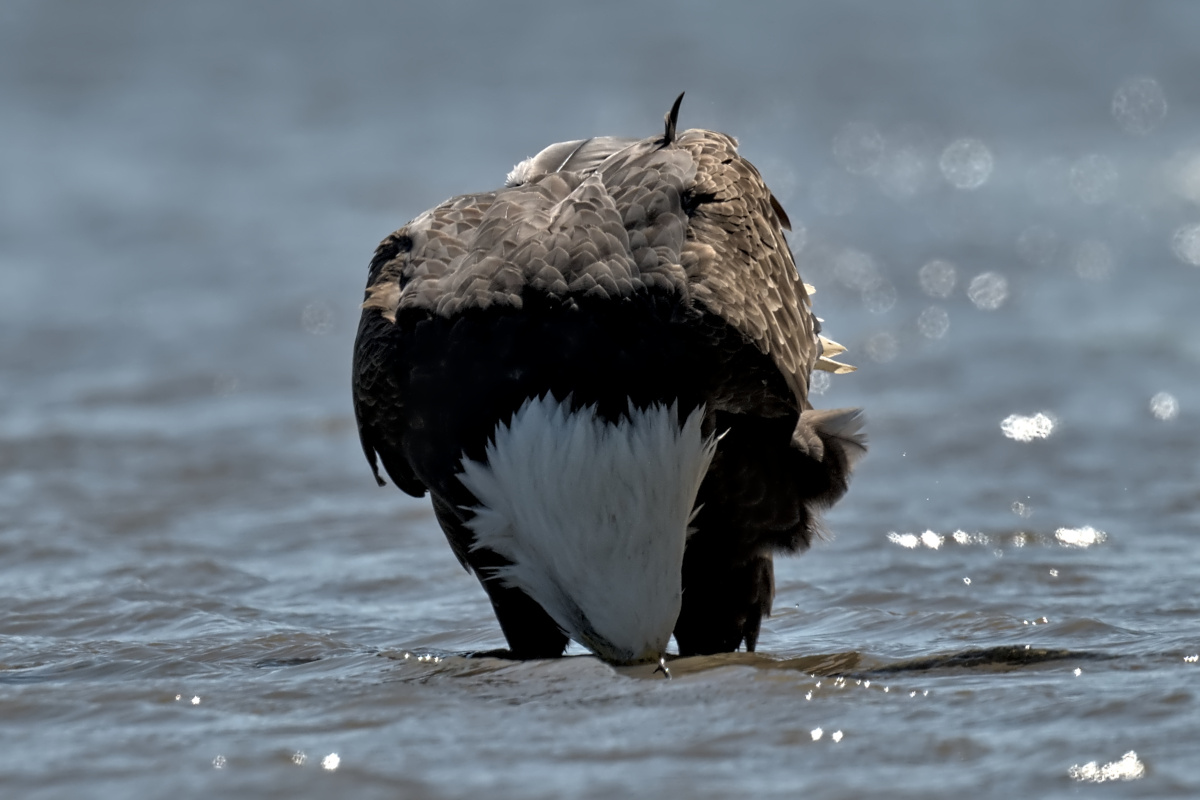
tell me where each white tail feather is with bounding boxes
[458,396,716,663]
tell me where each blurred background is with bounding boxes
[2,1,1198,798]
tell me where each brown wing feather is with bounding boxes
[675,130,819,411]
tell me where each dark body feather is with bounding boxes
[353,101,864,658]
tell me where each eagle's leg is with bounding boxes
[475,556,571,659]
[430,497,570,660]
[674,538,774,655]
[673,414,816,656]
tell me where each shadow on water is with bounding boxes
[844,645,1117,677]
[372,644,1118,683]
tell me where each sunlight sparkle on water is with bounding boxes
[810,728,824,741]
[967,272,1008,310]
[1001,412,1054,441]
[1185,655,1198,663]
[1055,526,1107,548]
[1112,77,1168,136]
[1150,392,1179,420]
[952,529,989,545]
[939,138,994,190]
[1069,751,1145,783]
[321,753,341,771]
[831,731,844,743]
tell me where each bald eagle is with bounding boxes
[353,95,864,665]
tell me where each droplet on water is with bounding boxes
[832,122,885,176]
[939,138,994,189]
[918,259,957,298]
[1149,392,1178,421]
[212,755,226,770]
[1069,154,1118,205]
[1170,223,1200,265]
[917,306,949,340]
[291,752,307,766]
[1112,77,1168,136]
[967,272,1009,310]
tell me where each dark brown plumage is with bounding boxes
[353,96,864,661]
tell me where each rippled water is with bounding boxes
[3,2,1200,797]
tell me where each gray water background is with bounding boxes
[2,1,1199,797]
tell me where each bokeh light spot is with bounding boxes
[1112,78,1168,135]
[939,138,994,189]
[918,259,957,298]
[1149,392,1178,421]
[967,272,1009,310]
